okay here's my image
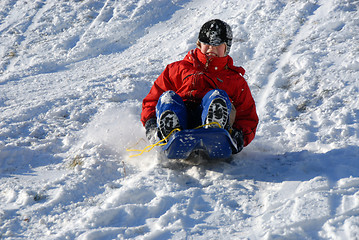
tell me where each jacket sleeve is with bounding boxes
[232,80,259,146]
[141,65,176,126]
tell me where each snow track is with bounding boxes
[66,0,116,60]
[1,0,359,239]
[256,1,321,117]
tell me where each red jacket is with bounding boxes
[141,48,258,146]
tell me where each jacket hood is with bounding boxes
[184,48,245,75]
[184,48,230,72]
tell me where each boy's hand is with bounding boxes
[145,118,159,144]
[231,128,244,154]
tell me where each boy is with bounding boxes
[141,19,258,153]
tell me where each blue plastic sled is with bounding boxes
[161,128,237,160]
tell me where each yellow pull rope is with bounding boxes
[126,122,222,158]
[195,121,222,129]
[126,128,181,158]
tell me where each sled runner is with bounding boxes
[161,128,237,161]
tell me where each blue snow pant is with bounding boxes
[155,89,232,130]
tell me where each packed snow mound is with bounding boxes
[0,0,358,239]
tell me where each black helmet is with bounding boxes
[198,19,233,56]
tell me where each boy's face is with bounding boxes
[200,43,226,58]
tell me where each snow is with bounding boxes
[0,0,358,239]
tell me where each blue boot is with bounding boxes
[156,91,187,140]
[201,89,232,129]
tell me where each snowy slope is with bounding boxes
[1,0,359,239]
